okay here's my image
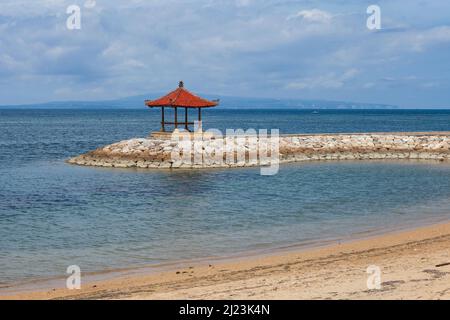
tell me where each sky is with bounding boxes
[1,0,450,107]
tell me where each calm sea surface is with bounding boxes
[2,109,450,286]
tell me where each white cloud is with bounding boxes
[412,26,450,51]
[422,82,440,88]
[1,0,450,107]
[382,25,450,53]
[235,0,252,7]
[0,53,26,74]
[288,9,332,23]
[287,69,359,90]
[0,0,66,17]
[363,82,375,89]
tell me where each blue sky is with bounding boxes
[1,0,450,107]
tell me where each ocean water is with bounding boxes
[2,108,450,287]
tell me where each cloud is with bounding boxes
[380,25,450,53]
[235,0,253,7]
[422,82,440,88]
[287,69,359,90]
[412,26,450,51]
[363,82,375,89]
[0,0,450,107]
[288,9,332,23]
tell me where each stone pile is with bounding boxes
[67,132,450,169]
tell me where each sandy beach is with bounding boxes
[1,221,449,300]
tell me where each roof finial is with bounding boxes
[179,81,184,88]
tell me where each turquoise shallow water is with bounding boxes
[2,109,450,286]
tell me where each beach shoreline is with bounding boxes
[2,220,450,300]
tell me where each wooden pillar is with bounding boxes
[185,107,188,131]
[198,108,202,131]
[174,107,178,129]
[161,107,165,132]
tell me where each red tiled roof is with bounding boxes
[145,82,219,108]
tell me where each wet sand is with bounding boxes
[1,221,450,300]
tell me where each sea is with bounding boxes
[2,108,450,288]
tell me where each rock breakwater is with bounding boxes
[67,132,450,169]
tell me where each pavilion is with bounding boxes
[145,81,219,133]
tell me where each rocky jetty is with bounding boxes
[67,132,450,169]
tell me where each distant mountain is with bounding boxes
[201,95,398,110]
[0,93,398,109]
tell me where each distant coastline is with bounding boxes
[0,93,398,110]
